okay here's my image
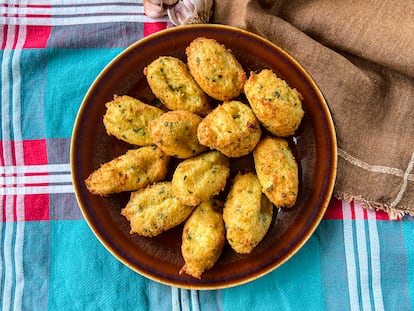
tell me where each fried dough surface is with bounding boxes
[244,69,304,137]
[103,95,164,146]
[223,172,273,254]
[253,137,299,208]
[149,110,206,158]
[180,200,225,279]
[121,182,194,237]
[186,37,247,101]
[197,100,261,157]
[172,151,230,206]
[85,146,169,195]
[144,56,210,116]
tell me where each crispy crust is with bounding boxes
[197,100,262,157]
[186,37,247,101]
[180,200,225,279]
[244,69,304,137]
[144,56,210,116]
[103,95,164,146]
[121,182,194,237]
[149,110,207,158]
[172,151,230,206]
[223,172,273,254]
[84,146,170,195]
[253,137,299,208]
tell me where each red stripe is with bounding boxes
[323,198,343,219]
[24,25,51,49]
[144,22,168,37]
[23,139,48,165]
[375,209,390,220]
[323,197,391,220]
[24,194,50,221]
[1,140,50,222]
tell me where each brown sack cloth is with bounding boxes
[212,0,414,219]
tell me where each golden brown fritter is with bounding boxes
[85,146,170,195]
[223,172,273,254]
[253,137,299,208]
[186,37,247,101]
[172,151,230,206]
[144,56,210,116]
[103,95,164,146]
[121,182,194,237]
[180,200,225,279]
[197,100,262,157]
[149,110,207,158]
[244,69,304,137]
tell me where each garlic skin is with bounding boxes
[144,0,166,18]
[143,0,179,18]
[167,0,213,25]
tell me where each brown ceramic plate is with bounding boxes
[71,24,337,289]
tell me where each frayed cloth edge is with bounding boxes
[334,191,414,220]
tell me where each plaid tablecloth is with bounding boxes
[1,1,414,310]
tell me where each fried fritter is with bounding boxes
[121,182,194,237]
[180,200,225,279]
[186,37,247,101]
[85,146,170,195]
[223,172,273,254]
[253,137,299,208]
[197,100,261,157]
[103,95,164,146]
[172,151,230,206]
[149,110,207,158]
[144,56,210,116]
[244,69,304,137]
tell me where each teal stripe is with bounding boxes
[317,220,351,311]
[402,221,414,311]
[48,220,150,311]
[23,221,49,311]
[20,49,47,140]
[147,281,173,311]
[222,235,323,311]
[198,290,222,311]
[377,221,411,310]
[44,48,123,139]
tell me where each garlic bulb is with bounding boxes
[143,0,179,18]
[167,0,213,25]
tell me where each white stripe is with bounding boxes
[367,208,385,311]
[1,184,75,195]
[24,0,144,4]
[2,221,14,311]
[180,289,191,311]
[1,173,73,185]
[1,22,16,311]
[1,15,168,26]
[354,204,372,311]
[11,4,27,309]
[1,0,169,26]
[342,201,360,311]
[0,4,145,15]
[13,212,25,311]
[191,290,200,311]
[172,287,181,311]
[1,163,71,174]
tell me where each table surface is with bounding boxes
[1,1,414,311]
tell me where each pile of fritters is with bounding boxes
[85,37,304,279]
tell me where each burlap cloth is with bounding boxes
[212,0,414,219]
